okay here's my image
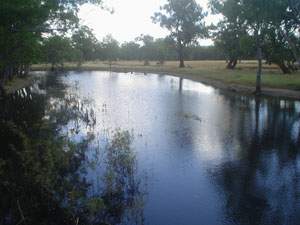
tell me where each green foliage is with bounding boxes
[120,41,141,60]
[263,28,293,71]
[187,45,224,60]
[210,0,256,69]
[136,34,156,65]
[42,36,74,70]
[72,26,98,63]
[153,0,207,67]
[0,75,144,224]
[211,0,300,76]
[0,0,103,83]
[100,34,120,62]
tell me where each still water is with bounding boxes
[1,71,300,225]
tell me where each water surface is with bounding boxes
[1,71,300,225]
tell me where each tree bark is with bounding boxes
[178,44,185,68]
[179,57,185,68]
[226,59,238,69]
[278,61,291,74]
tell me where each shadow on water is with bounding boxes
[209,94,300,225]
[0,74,145,225]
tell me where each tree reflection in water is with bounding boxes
[210,95,300,225]
[0,74,145,225]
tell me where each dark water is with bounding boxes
[1,71,300,225]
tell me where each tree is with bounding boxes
[187,45,224,60]
[153,38,168,65]
[210,0,255,69]
[278,0,300,65]
[0,0,103,87]
[101,35,120,64]
[42,36,74,71]
[152,0,207,68]
[239,0,287,93]
[263,26,296,74]
[72,25,98,66]
[120,42,141,60]
[210,0,291,93]
[136,34,156,65]
[288,0,300,28]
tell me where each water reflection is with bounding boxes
[61,72,300,225]
[101,130,145,225]
[1,71,300,225]
[210,95,300,225]
[0,74,144,225]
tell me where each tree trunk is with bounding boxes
[178,44,185,68]
[179,58,185,68]
[226,59,238,69]
[278,61,291,74]
[256,44,262,94]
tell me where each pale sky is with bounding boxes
[78,0,220,46]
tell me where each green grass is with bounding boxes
[31,60,300,91]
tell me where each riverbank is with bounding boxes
[31,60,300,100]
[3,75,35,94]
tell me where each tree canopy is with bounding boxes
[210,0,300,92]
[153,0,207,67]
[0,0,103,86]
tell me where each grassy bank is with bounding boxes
[32,60,300,99]
[3,76,35,94]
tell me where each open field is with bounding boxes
[32,60,300,99]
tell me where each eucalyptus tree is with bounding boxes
[232,0,276,93]
[214,22,255,69]
[120,42,141,60]
[210,0,255,69]
[211,0,293,93]
[278,0,300,65]
[240,0,299,76]
[288,0,300,28]
[153,38,170,65]
[72,25,98,65]
[136,34,156,65]
[101,35,120,64]
[152,0,207,68]
[42,36,74,71]
[0,0,103,87]
[263,27,295,74]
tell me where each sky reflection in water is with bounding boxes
[61,71,300,225]
[1,71,300,225]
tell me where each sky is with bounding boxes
[78,0,220,46]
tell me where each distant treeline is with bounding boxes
[40,31,227,70]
